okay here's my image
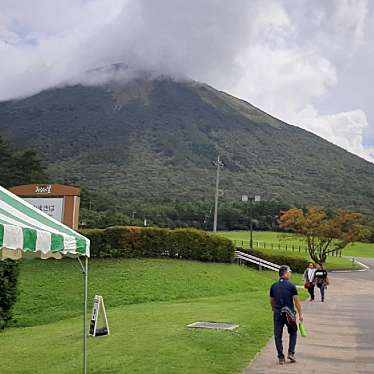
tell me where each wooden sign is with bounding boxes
[9,184,81,229]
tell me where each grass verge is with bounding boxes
[0,258,307,373]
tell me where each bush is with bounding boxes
[239,248,309,273]
[81,227,235,263]
[0,260,19,330]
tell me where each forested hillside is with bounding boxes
[0,137,47,188]
[1,77,373,228]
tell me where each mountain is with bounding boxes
[0,77,374,218]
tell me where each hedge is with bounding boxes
[240,248,309,273]
[81,227,235,263]
[0,260,19,330]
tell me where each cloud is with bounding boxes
[0,0,125,100]
[231,46,337,118]
[295,106,374,161]
[225,0,374,162]
[0,0,372,161]
[329,0,369,45]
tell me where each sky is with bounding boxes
[0,0,373,162]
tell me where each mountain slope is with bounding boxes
[0,77,373,216]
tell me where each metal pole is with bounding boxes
[213,155,222,233]
[249,199,253,249]
[83,257,88,374]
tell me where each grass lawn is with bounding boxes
[0,258,305,374]
[219,231,374,270]
[343,242,374,258]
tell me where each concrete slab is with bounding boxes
[187,322,239,331]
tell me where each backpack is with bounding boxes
[281,306,297,332]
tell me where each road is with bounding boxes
[245,258,374,374]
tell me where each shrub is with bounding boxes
[239,248,309,273]
[81,227,235,263]
[0,260,19,330]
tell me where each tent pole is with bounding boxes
[83,256,88,374]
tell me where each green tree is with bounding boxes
[0,136,48,188]
[279,207,371,264]
[0,260,19,330]
[0,137,48,329]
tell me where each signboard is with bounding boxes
[242,195,261,203]
[89,295,110,337]
[24,197,64,222]
[9,184,81,229]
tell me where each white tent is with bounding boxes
[0,185,90,373]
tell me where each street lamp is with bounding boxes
[212,155,224,233]
[242,194,261,249]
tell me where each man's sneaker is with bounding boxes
[287,352,296,363]
[279,357,286,365]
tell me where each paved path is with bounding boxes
[245,258,374,374]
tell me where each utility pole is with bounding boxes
[212,155,224,233]
[249,198,254,249]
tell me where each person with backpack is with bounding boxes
[315,264,329,302]
[303,262,316,301]
[270,265,304,365]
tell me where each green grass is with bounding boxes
[219,231,374,270]
[343,242,374,258]
[1,258,306,374]
[12,258,288,327]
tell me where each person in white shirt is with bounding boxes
[303,262,316,301]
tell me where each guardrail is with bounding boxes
[235,250,280,272]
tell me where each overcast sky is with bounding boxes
[1,0,373,161]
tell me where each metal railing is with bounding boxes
[235,250,280,272]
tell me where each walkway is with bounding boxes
[245,258,374,374]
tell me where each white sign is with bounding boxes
[24,197,64,222]
[255,195,261,202]
[89,295,110,337]
[35,185,52,194]
[241,195,248,202]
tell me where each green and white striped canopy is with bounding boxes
[0,185,89,260]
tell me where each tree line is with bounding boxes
[79,188,292,232]
[0,136,48,188]
[1,135,374,243]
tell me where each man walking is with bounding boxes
[270,265,303,365]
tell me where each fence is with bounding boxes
[235,250,280,272]
[232,239,342,257]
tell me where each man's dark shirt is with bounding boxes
[270,278,298,313]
